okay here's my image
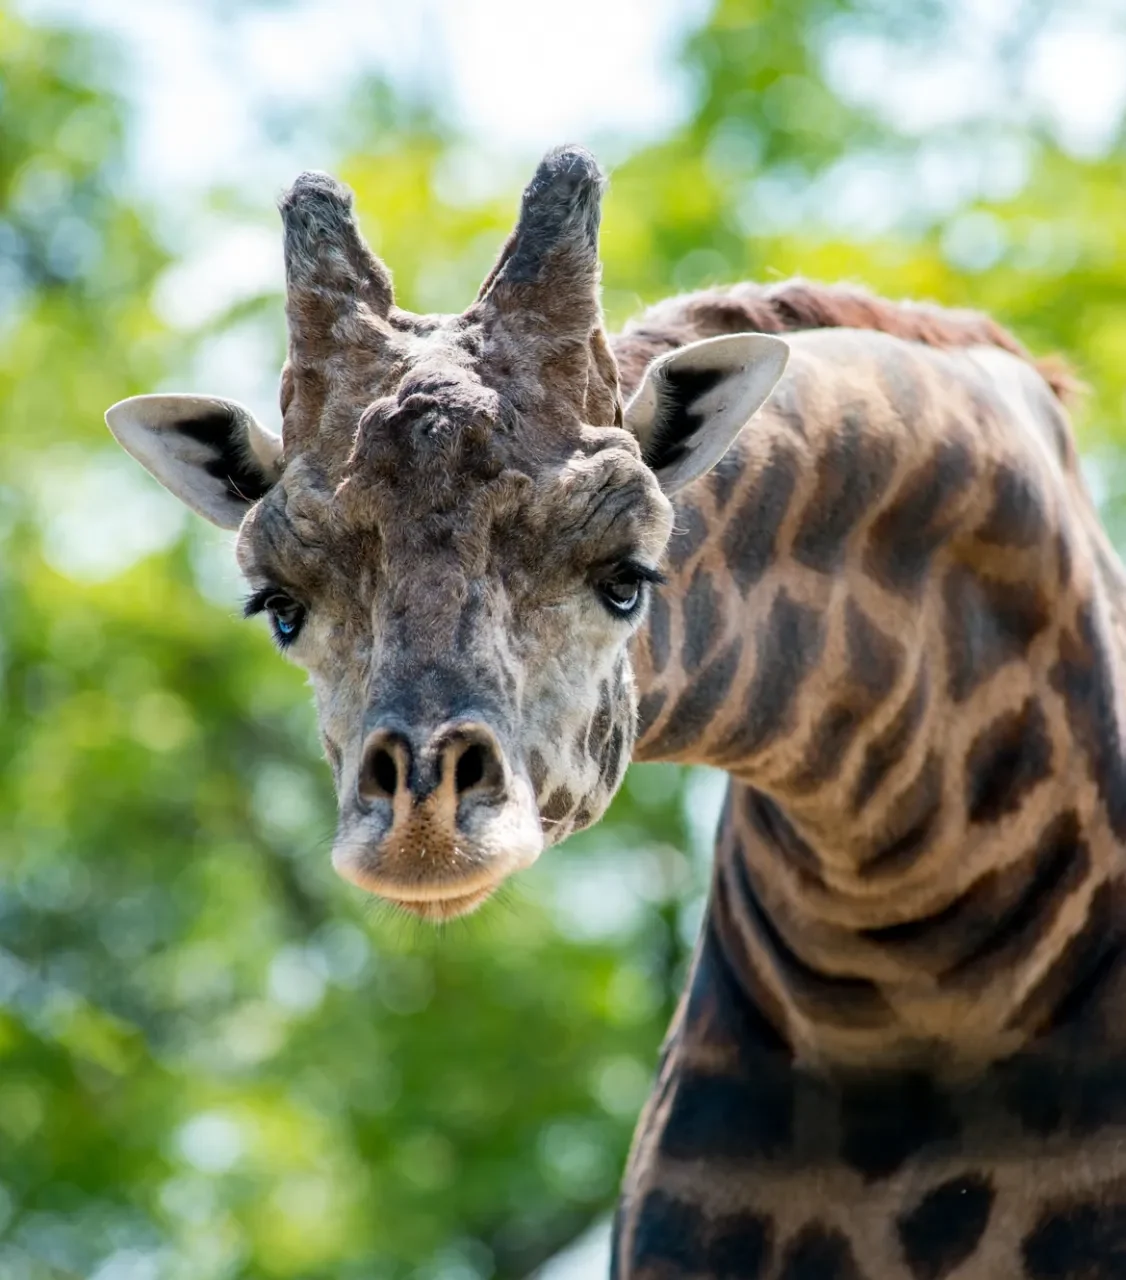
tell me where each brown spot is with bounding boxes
[1023,1195,1126,1279]
[635,689,666,738]
[541,785,574,826]
[941,810,1089,988]
[745,789,823,882]
[708,1213,775,1277]
[792,408,896,573]
[943,567,1049,703]
[648,639,742,758]
[1009,879,1126,1036]
[778,1224,863,1279]
[717,590,824,763]
[628,1189,774,1278]
[865,438,975,597]
[964,697,1052,825]
[699,887,792,1055]
[659,1063,795,1162]
[601,724,625,786]
[846,599,905,697]
[839,1072,960,1183]
[860,751,944,877]
[572,802,594,829]
[789,703,869,794]
[1050,603,1126,838]
[682,566,721,672]
[645,589,671,676]
[851,664,930,811]
[786,602,902,792]
[977,463,1048,548]
[724,443,800,594]
[897,1174,995,1279]
[587,681,612,754]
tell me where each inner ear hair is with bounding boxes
[173,410,277,504]
[105,393,284,530]
[643,364,728,472]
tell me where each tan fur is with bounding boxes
[107,148,1126,1279]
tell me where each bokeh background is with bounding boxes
[4,0,1126,1277]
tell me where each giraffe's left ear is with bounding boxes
[625,333,789,494]
[105,394,284,530]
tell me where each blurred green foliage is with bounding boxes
[3,1,1126,1277]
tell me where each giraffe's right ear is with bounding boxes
[105,394,284,530]
[625,333,789,495]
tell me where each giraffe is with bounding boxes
[105,146,1126,1278]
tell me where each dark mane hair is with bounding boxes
[611,278,1075,403]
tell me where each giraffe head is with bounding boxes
[106,147,788,919]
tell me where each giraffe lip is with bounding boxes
[384,885,497,921]
[330,802,545,914]
[360,865,503,904]
[335,864,506,919]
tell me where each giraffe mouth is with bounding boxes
[331,789,545,921]
[383,884,498,921]
[333,859,511,922]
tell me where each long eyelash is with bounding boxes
[623,561,668,587]
[242,587,275,619]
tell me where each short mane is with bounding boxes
[612,278,1075,403]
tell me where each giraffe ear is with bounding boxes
[105,394,283,530]
[625,333,789,494]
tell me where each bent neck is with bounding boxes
[624,340,1126,1071]
[701,782,1126,1071]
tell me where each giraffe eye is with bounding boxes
[600,576,641,613]
[244,586,307,647]
[595,560,664,618]
[249,591,303,650]
[266,593,306,643]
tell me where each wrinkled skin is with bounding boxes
[104,147,787,919]
[236,355,672,917]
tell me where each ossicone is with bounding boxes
[476,144,607,341]
[278,168,395,336]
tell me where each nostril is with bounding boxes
[368,747,399,799]
[357,728,411,805]
[445,725,506,801]
[455,743,486,794]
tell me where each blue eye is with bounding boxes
[594,560,666,619]
[265,593,305,644]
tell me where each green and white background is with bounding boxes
[3,0,1126,1276]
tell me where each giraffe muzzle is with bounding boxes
[331,716,544,918]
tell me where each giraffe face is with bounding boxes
[105,147,787,919]
[230,378,674,919]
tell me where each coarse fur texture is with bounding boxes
[106,146,1126,1278]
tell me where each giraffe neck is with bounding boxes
[628,330,1126,1069]
[614,897,1126,1280]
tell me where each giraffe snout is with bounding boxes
[357,719,508,809]
[332,715,544,919]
